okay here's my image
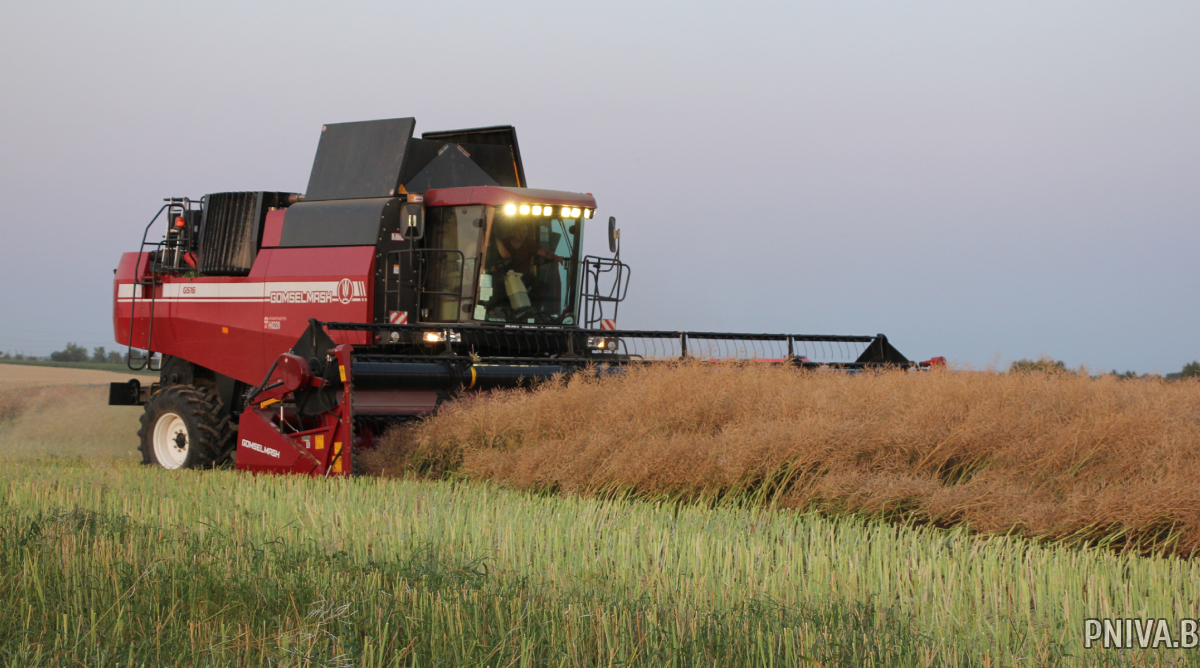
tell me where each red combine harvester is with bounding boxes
[111,117,939,475]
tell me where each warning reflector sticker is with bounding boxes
[389,311,408,324]
[601,319,616,330]
[391,232,403,241]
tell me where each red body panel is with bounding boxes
[259,246,375,361]
[238,408,310,473]
[113,185,602,386]
[113,252,154,349]
[260,209,286,248]
[114,246,375,385]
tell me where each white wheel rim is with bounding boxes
[152,412,189,469]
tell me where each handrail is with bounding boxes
[125,204,169,370]
[124,198,199,371]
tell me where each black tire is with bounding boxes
[137,385,231,470]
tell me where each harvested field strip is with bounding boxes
[0,361,153,390]
[3,460,1199,666]
[0,385,141,459]
[365,363,1200,557]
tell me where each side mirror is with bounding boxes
[608,216,620,254]
[402,203,424,240]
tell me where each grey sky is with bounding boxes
[1,1,1197,372]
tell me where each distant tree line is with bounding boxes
[1,343,125,364]
[1170,361,1200,380]
[1009,357,1200,380]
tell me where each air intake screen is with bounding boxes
[198,192,296,275]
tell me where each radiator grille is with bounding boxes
[198,192,258,275]
[197,192,296,275]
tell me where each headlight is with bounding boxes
[519,204,530,215]
[583,209,592,219]
[587,336,615,350]
[504,204,516,215]
[532,205,542,215]
[561,206,571,217]
[424,331,461,344]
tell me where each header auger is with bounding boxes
[110,117,941,475]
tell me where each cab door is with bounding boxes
[415,205,485,323]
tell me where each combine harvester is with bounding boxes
[110,117,941,475]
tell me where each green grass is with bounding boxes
[0,358,158,375]
[2,460,1198,667]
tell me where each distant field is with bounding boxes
[0,365,142,459]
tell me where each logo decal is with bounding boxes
[266,280,367,305]
[241,438,281,459]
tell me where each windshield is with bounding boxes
[476,206,583,325]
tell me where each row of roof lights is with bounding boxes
[502,203,592,219]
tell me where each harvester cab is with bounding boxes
[391,187,595,328]
[111,116,938,476]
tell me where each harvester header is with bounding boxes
[109,116,938,476]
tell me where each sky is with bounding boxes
[1,1,1197,373]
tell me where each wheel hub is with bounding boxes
[152,412,190,469]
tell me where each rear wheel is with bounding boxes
[138,385,228,469]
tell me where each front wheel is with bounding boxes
[137,385,227,469]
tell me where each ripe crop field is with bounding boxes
[4,460,1200,667]
[367,363,1200,558]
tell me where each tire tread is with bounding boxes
[138,384,233,469]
